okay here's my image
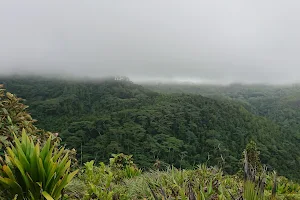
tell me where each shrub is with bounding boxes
[82,160,115,199]
[0,129,78,200]
[110,153,141,181]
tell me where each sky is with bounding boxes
[1,1,300,84]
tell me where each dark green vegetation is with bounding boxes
[64,150,300,200]
[2,76,300,182]
[144,83,300,137]
[145,83,300,169]
[0,86,78,199]
[2,77,300,199]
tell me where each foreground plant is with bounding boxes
[82,160,114,199]
[110,153,141,181]
[241,141,266,200]
[0,88,60,156]
[0,129,78,200]
[75,154,141,200]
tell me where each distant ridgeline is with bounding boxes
[2,75,300,181]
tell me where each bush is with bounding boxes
[0,129,78,200]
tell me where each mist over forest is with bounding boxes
[2,1,300,199]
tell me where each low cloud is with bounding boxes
[1,1,300,84]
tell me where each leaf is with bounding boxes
[7,116,12,124]
[0,177,23,194]
[6,92,14,100]
[42,191,54,200]
[40,137,51,161]
[2,165,15,181]
[1,108,8,115]
[52,169,78,199]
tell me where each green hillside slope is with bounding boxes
[2,76,300,180]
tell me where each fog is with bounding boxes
[1,1,300,84]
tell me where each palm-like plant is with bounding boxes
[0,129,78,200]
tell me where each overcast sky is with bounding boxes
[1,1,300,84]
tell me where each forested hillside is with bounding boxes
[145,83,300,143]
[2,76,300,181]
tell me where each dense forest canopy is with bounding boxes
[144,83,300,140]
[1,75,300,181]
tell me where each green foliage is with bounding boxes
[109,153,135,169]
[2,80,300,199]
[241,140,267,200]
[0,87,60,155]
[145,82,300,181]
[2,76,293,179]
[3,76,300,181]
[0,88,37,137]
[0,129,78,200]
[109,153,142,180]
[67,161,300,199]
[144,165,229,200]
[81,160,114,199]
[70,153,141,199]
[245,140,262,173]
[243,180,264,200]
